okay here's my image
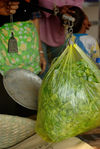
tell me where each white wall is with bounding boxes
[83,3,100,45]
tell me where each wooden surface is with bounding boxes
[10,134,94,149]
[79,127,100,147]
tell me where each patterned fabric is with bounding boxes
[0,21,41,75]
[72,33,100,65]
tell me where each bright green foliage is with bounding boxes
[36,44,100,142]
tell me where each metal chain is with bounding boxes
[53,5,59,16]
[68,20,74,35]
[64,19,74,45]
[10,14,14,32]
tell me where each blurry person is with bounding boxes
[38,0,84,78]
[0,0,46,117]
[67,6,100,66]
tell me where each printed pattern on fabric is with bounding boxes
[72,34,100,65]
[0,21,41,75]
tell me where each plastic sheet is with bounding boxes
[36,43,100,142]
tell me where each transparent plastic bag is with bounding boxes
[36,43,100,142]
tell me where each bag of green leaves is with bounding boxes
[36,43,100,143]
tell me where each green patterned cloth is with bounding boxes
[0,21,41,75]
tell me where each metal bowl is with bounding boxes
[3,68,42,110]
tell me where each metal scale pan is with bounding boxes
[3,68,42,110]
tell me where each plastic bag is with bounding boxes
[36,43,100,142]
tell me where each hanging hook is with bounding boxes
[53,5,59,16]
